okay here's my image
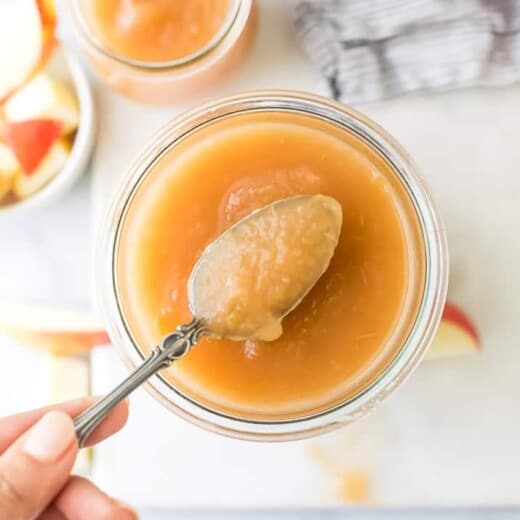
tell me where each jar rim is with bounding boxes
[98,90,449,441]
[71,0,246,71]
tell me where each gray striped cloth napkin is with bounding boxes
[292,0,520,104]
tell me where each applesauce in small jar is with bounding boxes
[71,0,256,104]
[99,91,448,440]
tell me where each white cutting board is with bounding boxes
[90,0,520,507]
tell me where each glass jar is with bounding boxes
[98,91,448,441]
[70,0,256,104]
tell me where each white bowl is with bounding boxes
[0,47,95,216]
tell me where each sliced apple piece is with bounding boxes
[4,74,79,135]
[0,303,109,356]
[13,137,69,199]
[0,0,56,101]
[36,0,57,67]
[4,119,63,174]
[427,302,480,359]
[0,175,12,201]
[0,142,20,200]
[0,142,19,175]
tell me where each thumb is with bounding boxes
[0,410,78,520]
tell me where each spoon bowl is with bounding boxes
[189,194,342,340]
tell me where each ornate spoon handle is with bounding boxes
[74,319,204,448]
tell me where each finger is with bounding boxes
[0,411,77,520]
[77,399,129,447]
[54,476,138,520]
[37,505,67,520]
[0,397,92,451]
[0,397,129,453]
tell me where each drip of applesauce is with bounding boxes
[188,195,342,341]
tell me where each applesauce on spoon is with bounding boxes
[189,194,342,341]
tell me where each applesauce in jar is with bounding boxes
[72,0,256,104]
[89,0,231,62]
[116,108,426,420]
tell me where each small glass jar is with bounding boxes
[98,91,448,441]
[71,0,256,104]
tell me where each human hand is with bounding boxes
[0,397,135,520]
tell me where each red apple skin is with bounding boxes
[426,302,480,360]
[442,302,480,347]
[4,119,62,174]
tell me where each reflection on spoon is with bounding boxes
[74,194,342,446]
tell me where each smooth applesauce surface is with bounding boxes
[89,0,231,62]
[117,111,424,418]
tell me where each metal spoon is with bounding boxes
[74,194,342,447]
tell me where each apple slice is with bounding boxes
[4,74,79,135]
[0,303,109,356]
[0,142,19,175]
[4,119,63,175]
[0,176,12,201]
[36,0,57,67]
[13,137,70,200]
[0,0,56,101]
[427,302,480,359]
[0,142,20,200]
[13,137,69,199]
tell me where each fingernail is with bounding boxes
[23,411,76,462]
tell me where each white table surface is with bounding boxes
[0,0,519,517]
[89,0,520,511]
